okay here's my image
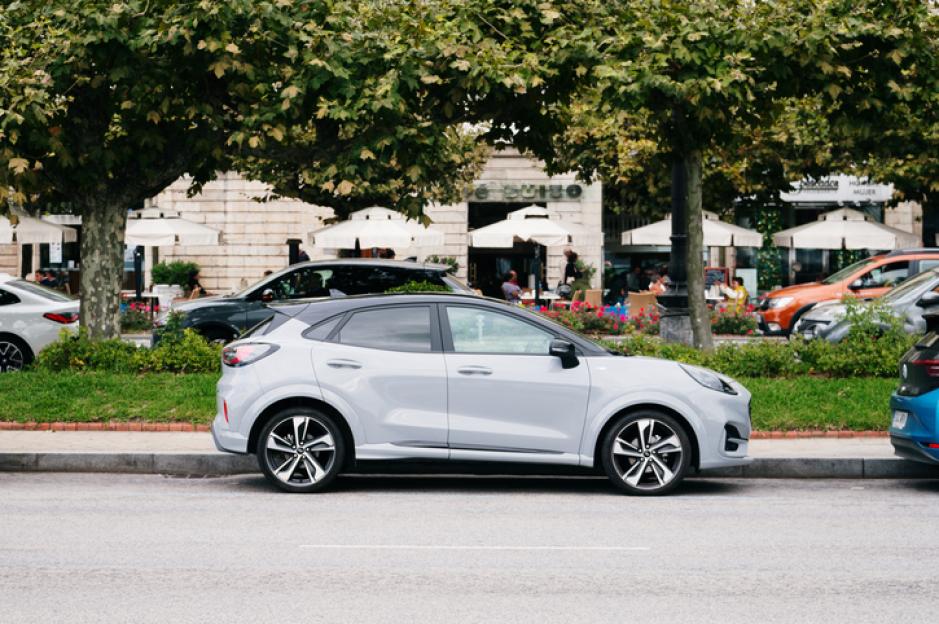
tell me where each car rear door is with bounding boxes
[440,303,590,461]
[311,304,449,459]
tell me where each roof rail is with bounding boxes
[885,248,939,257]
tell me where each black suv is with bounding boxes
[156,259,472,343]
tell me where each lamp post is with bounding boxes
[658,157,693,343]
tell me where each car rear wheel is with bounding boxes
[601,411,691,496]
[0,336,32,372]
[257,408,345,493]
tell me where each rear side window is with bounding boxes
[919,259,939,272]
[328,267,445,295]
[337,306,432,352]
[7,280,71,302]
[303,315,343,342]
[0,288,20,306]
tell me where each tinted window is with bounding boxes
[447,306,553,354]
[263,267,334,300]
[338,306,432,352]
[328,267,444,295]
[303,315,343,341]
[858,261,909,288]
[0,288,20,306]
[918,260,939,273]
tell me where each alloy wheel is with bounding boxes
[610,418,684,491]
[0,341,25,372]
[263,415,337,487]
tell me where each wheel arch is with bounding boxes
[0,332,34,361]
[592,403,700,472]
[247,396,356,468]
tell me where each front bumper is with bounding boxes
[757,313,787,336]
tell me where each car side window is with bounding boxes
[303,315,343,342]
[264,268,334,300]
[337,306,432,352]
[0,288,20,306]
[446,306,553,355]
[859,261,909,288]
[918,260,939,273]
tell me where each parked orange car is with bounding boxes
[758,249,939,335]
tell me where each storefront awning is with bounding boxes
[0,216,78,244]
[124,209,220,246]
[772,208,919,250]
[468,205,576,248]
[621,211,762,247]
[308,206,444,249]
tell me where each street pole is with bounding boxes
[533,245,541,306]
[658,155,694,344]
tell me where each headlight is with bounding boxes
[767,296,794,309]
[679,364,738,395]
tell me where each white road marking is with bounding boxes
[299,544,649,552]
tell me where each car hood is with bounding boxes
[802,300,847,322]
[765,282,829,300]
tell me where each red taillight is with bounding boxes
[911,359,939,377]
[926,443,939,449]
[44,312,79,324]
[223,400,229,424]
[222,343,278,367]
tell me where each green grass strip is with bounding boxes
[0,372,899,431]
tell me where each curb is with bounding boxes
[0,422,889,438]
[1,452,938,479]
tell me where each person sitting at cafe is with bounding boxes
[40,271,58,287]
[501,270,522,303]
[649,270,670,295]
[719,277,749,314]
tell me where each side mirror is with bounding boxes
[260,288,274,303]
[917,291,939,308]
[849,279,865,290]
[549,339,579,369]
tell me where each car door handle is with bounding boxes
[457,366,492,376]
[326,359,362,369]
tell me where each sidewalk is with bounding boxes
[2,431,937,479]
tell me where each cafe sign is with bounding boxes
[780,175,894,204]
[470,181,584,203]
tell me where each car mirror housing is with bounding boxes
[549,339,579,369]
[260,289,274,303]
[849,279,865,290]
[916,291,939,308]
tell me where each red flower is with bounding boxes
[596,310,604,318]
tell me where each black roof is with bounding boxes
[270,293,609,355]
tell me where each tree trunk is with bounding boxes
[684,151,713,351]
[79,199,127,340]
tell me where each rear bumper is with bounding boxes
[890,435,939,465]
[212,414,249,455]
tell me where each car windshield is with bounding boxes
[8,280,73,302]
[821,258,877,284]
[882,269,939,303]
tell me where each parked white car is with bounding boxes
[0,274,79,371]
[212,293,752,495]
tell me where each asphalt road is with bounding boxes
[1,473,938,624]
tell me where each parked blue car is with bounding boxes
[890,314,939,464]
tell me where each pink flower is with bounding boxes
[596,310,604,318]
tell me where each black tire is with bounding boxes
[600,410,692,496]
[257,407,345,493]
[0,335,33,372]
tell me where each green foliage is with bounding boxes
[151,261,199,288]
[385,280,450,294]
[424,255,459,275]
[35,327,220,374]
[754,208,783,291]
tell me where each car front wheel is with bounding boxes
[257,408,345,493]
[601,411,691,496]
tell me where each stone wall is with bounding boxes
[885,200,923,240]
[0,243,17,277]
[150,172,332,293]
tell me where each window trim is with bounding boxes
[439,303,569,357]
[301,313,345,342]
[330,304,442,353]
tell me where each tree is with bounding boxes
[545,0,937,349]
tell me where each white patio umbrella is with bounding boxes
[307,206,444,249]
[0,215,78,244]
[621,211,762,247]
[468,205,576,248]
[125,209,220,246]
[772,207,919,250]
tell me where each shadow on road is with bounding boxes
[219,473,745,497]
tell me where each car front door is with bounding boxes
[311,304,449,459]
[244,266,336,329]
[441,304,591,461]
[849,260,910,299]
